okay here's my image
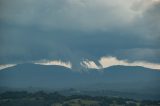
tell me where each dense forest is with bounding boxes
[0,91,160,106]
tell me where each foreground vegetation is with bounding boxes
[0,91,160,106]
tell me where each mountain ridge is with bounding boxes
[0,63,160,99]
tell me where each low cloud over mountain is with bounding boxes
[0,0,160,69]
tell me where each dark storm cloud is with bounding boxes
[0,0,160,68]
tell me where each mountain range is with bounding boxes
[0,63,160,99]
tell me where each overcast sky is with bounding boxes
[0,0,160,69]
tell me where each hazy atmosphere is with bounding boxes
[0,1,160,105]
[0,0,160,70]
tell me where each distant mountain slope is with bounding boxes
[0,63,160,99]
[0,63,81,88]
[100,65,160,82]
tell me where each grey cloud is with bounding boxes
[115,48,160,63]
[0,0,160,69]
[0,0,140,30]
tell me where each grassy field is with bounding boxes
[52,99,99,106]
[0,91,160,106]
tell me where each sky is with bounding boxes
[0,0,160,70]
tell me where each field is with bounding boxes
[0,91,160,106]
